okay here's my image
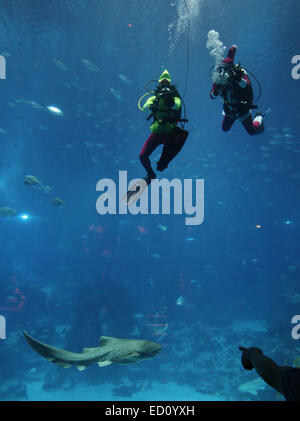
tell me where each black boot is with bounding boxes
[145,172,156,185]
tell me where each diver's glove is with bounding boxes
[239,346,263,370]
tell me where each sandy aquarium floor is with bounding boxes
[23,380,225,401]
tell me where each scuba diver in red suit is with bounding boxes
[210,45,265,135]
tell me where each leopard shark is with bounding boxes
[23,331,161,370]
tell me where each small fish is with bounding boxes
[0,128,8,134]
[158,224,167,232]
[110,88,124,101]
[81,59,100,72]
[52,59,70,71]
[42,185,53,194]
[0,206,17,217]
[47,106,63,115]
[23,100,43,109]
[24,175,42,187]
[66,144,75,149]
[176,296,185,307]
[7,102,18,108]
[51,197,66,207]
[84,142,94,147]
[118,74,133,84]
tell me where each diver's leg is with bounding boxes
[222,115,235,132]
[139,133,162,178]
[157,128,189,171]
[242,114,264,136]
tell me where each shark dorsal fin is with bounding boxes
[99,336,117,346]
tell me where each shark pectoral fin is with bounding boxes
[123,352,140,359]
[76,365,87,371]
[97,360,113,367]
[57,362,72,368]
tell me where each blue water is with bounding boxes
[0,0,299,401]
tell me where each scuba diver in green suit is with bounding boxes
[139,69,189,184]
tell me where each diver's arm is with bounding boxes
[143,96,157,112]
[210,83,223,99]
[172,97,181,110]
[236,74,250,88]
[239,347,291,394]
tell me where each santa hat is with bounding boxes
[222,45,237,65]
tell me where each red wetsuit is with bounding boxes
[210,73,264,135]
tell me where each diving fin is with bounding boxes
[123,176,153,205]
